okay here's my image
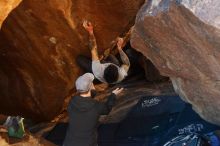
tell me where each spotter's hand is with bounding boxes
[112,88,124,95]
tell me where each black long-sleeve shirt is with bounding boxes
[63,93,116,146]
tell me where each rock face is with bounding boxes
[0,0,22,28]
[0,0,144,121]
[181,0,220,29]
[131,0,220,125]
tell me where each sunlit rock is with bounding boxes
[0,0,144,121]
[0,0,22,28]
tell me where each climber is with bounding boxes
[63,73,123,146]
[76,20,130,84]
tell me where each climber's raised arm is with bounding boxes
[117,38,130,72]
[83,21,99,61]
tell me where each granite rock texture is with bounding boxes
[0,0,144,121]
[131,0,220,125]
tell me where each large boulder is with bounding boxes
[0,0,144,121]
[131,0,220,125]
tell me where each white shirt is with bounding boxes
[92,60,128,84]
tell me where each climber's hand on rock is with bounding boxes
[116,37,124,50]
[112,87,124,95]
[83,20,94,35]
